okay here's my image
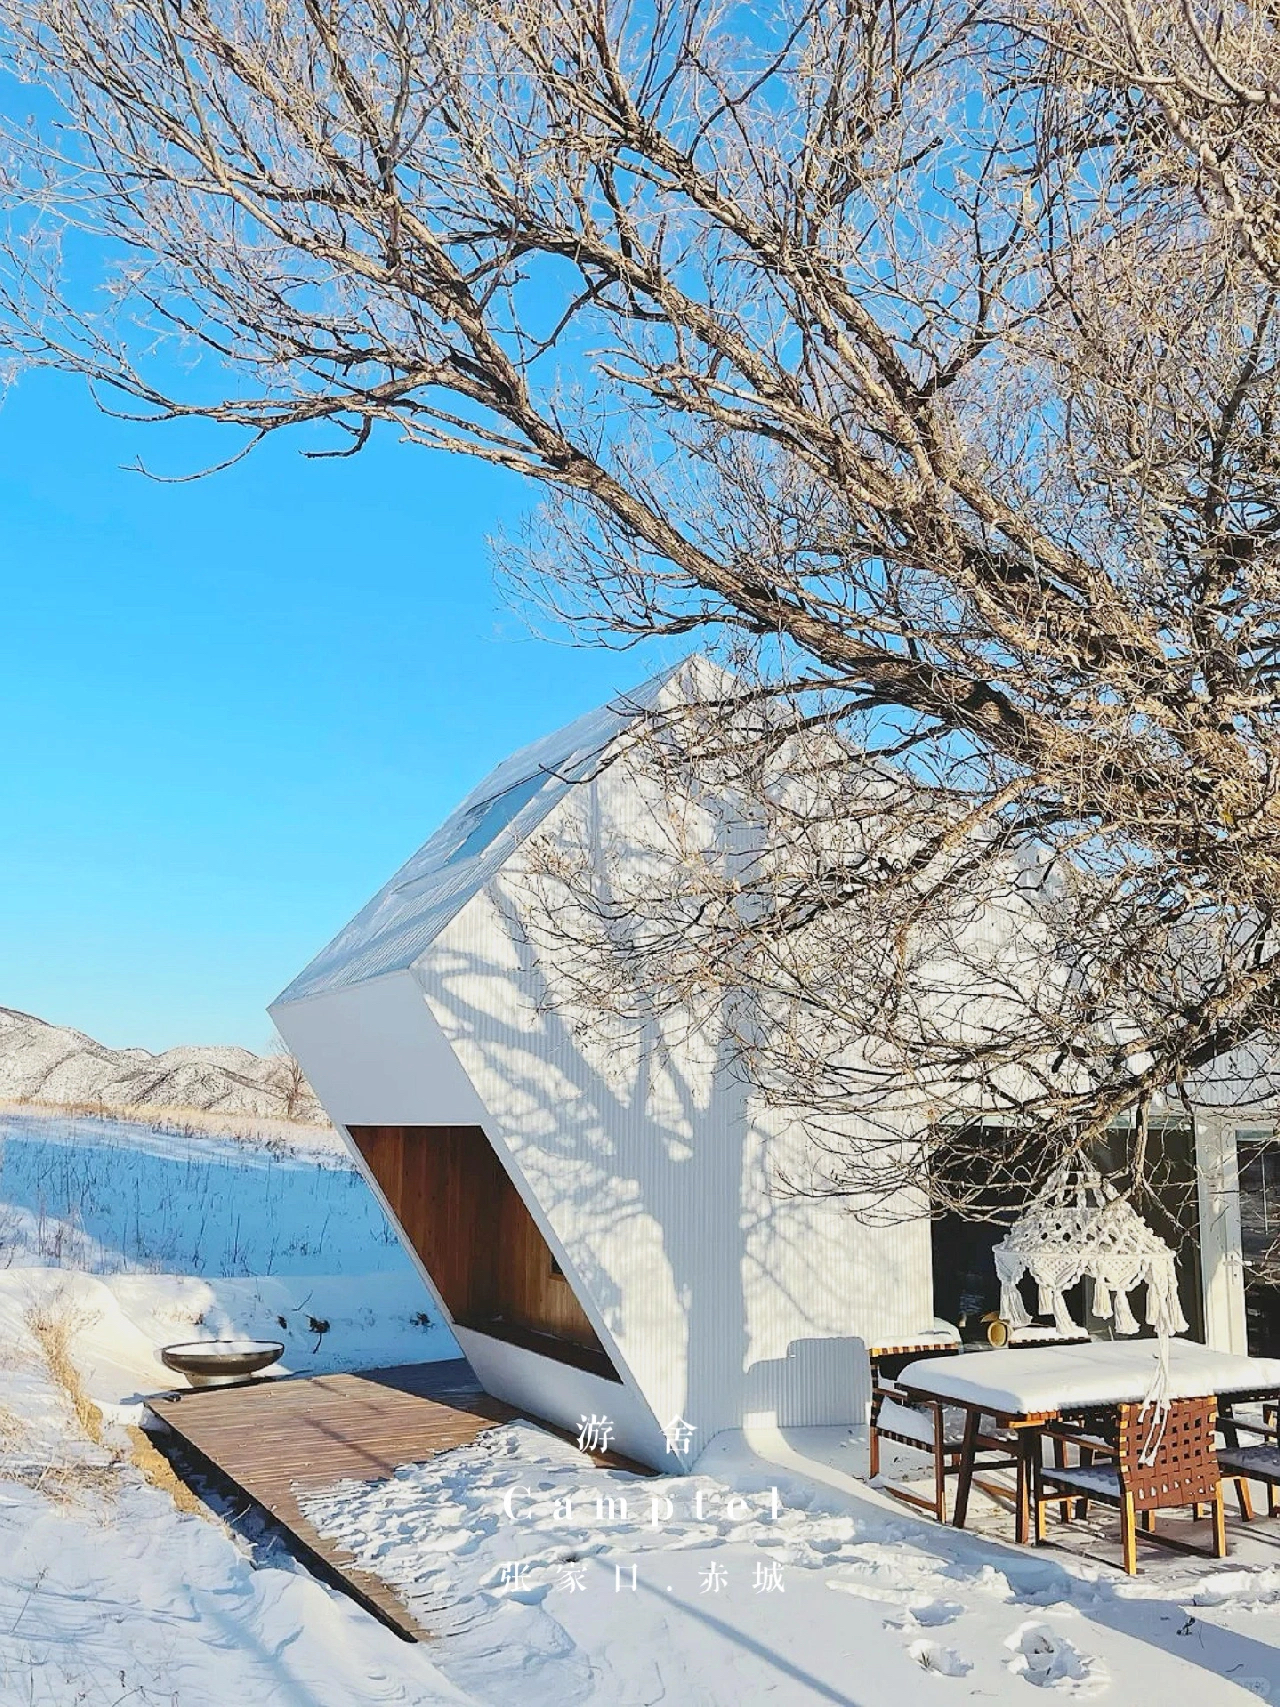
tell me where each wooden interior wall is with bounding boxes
[348,1125,605,1354]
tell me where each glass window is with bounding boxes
[929,1125,1040,1338]
[1091,1117,1204,1342]
[445,772,549,865]
[1237,1130,1280,1357]
[929,1116,1204,1342]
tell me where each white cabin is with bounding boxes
[272,663,933,1468]
[271,663,1278,1469]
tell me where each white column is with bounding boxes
[1195,1114,1248,1354]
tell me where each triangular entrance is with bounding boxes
[348,1124,619,1382]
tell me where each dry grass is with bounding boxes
[0,1426,120,1508]
[5,1292,123,1508]
[35,1460,123,1508]
[0,1401,26,1455]
[1,1094,336,1143]
[0,1336,39,1375]
[12,1293,218,1521]
[125,1424,213,1520]
[23,1294,104,1447]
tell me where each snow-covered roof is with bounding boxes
[275,662,686,1006]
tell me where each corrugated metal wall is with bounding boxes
[413,761,934,1447]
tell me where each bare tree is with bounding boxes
[1028,0,1280,285]
[514,679,1273,1221]
[3,0,1280,1210]
[267,1036,313,1123]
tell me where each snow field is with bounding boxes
[2,1107,1280,1703]
[0,1110,394,1278]
[0,1107,471,1704]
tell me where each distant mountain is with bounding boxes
[0,1007,327,1124]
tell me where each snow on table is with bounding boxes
[897,1338,1280,1417]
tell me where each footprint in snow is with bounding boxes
[1004,1621,1109,1695]
[1189,1567,1280,1610]
[886,1599,965,1629]
[908,1639,972,1677]
[828,1554,958,1610]
[481,1570,550,1606]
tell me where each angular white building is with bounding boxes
[271,663,934,1469]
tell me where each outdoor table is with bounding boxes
[896,1339,1280,1544]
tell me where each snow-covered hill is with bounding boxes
[0,1006,327,1124]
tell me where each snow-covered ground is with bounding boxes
[0,1106,467,1704]
[0,1107,389,1275]
[2,1106,1280,1704]
[300,1418,1280,1704]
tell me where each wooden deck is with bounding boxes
[147,1360,518,1641]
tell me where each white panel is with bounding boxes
[454,1327,671,1470]
[414,761,935,1446]
[1196,1115,1246,1353]
[270,971,488,1127]
[271,674,932,1449]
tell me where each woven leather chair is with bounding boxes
[1033,1396,1226,1573]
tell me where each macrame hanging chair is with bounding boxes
[992,1155,1188,1341]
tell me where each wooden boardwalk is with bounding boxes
[147,1360,518,1640]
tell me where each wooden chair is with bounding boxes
[1215,1402,1280,1519]
[870,1371,1019,1524]
[1033,1396,1226,1573]
[1035,1408,1116,1524]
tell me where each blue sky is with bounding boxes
[0,369,670,1051]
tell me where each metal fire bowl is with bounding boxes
[160,1339,285,1388]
